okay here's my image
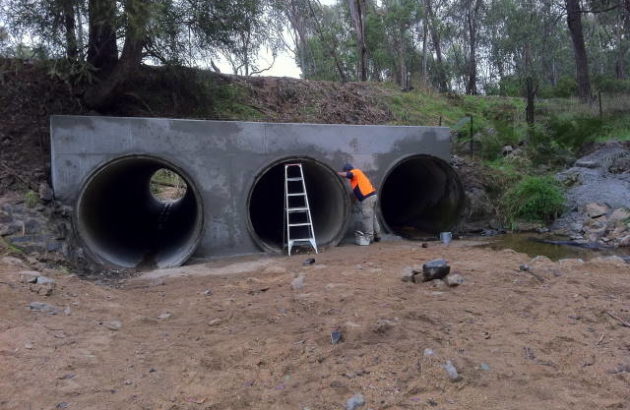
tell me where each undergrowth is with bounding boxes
[500,176,565,225]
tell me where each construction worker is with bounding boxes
[338,163,381,243]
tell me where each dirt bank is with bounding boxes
[1,240,629,409]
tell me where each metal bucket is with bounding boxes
[354,231,371,246]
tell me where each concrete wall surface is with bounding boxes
[50,115,453,266]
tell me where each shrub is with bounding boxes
[501,176,565,224]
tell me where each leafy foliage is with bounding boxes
[501,176,565,223]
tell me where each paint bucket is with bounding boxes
[439,232,452,245]
[354,231,371,246]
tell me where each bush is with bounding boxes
[501,176,565,224]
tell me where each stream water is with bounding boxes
[475,233,630,261]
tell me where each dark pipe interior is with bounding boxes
[249,159,347,252]
[380,155,464,237]
[77,157,202,268]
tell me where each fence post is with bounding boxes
[469,115,474,158]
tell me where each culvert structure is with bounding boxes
[51,116,462,268]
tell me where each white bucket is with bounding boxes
[439,232,452,244]
[354,231,371,246]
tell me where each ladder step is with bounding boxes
[288,223,312,227]
[288,207,309,212]
[286,177,303,181]
[287,192,306,196]
[290,238,315,242]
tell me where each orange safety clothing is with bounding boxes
[345,168,376,201]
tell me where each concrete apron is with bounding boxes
[50,115,464,268]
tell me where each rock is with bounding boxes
[331,330,343,345]
[0,222,20,236]
[28,301,60,314]
[303,258,316,266]
[588,256,628,268]
[30,281,55,296]
[372,319,394,334]
[423,348,435,357]
[35,276,55,284]
[619,235,630,247]
[431,279,446,288]
[480,363,491,371]
[202,289,213,296]
[208,318,222,326]
[55,402,69,409]
[2,256,27,267]
[443,360,461,382]
[609,208,630,223]
[585,202,609,218]
[575,160,598,168]
[519,264,530,272]
[291,275,305,290]
[445,273,464,287]
[18,271,40,283]
[345,393,365,410]
[401,266,417,282]
[158,312,172,320]
[558,258,585,269]
[24,219,42,234]
[38,183,54,202]
[103,320,122,331]
[501,145,514,156]
[422,259,450,281]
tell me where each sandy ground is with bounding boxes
[1,240,629,410]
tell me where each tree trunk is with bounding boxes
[61,0,78,59]
[523,43,536,126]
[465,0,482,95]
[347,0,368,81]
[426,0,448,92]
[87,0,118,73]
[565,0,591,101]
[421,20,428,82]
[307,0,347,82]
[84,0,148,109]
[617,3,629,79]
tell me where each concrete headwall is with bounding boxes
[51,115,461,268]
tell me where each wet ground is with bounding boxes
[476,233,630,261]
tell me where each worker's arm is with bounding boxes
[337,171,353,179]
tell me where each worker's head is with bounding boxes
[342,163,354,172]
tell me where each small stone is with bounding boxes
[519,264,530,271]
[18,271,40,283]
[158,312,172,320]
[303,258,316,266]
[421,242,428,248]
[575,160,598,169]
[345,393,365,410]
[35,276,55,284]
[445,273,464,287]
[208,318,222,326]
[291,275,305,290]
[401,267,416,282]
[103,320,122,331]
[431,279,446,288]
[28,301,60,314]
[422,259,450,281]
[585,202,609,218]
[39,183,54,202]
[480,363,491,371]
[423,348,435,357]
[202,289,213,296]
[443,360,461,382]
[124,380,132,385]
[372,319,394,334]
[55,402,69,409]
[24,342,34,349]
[618,235,630,248]
[331,330,343,345]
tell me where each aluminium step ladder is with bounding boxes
[284,163,318,256]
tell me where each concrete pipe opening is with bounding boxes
[76,156,203,268]
[380,155,464,238]
[248,158,349,253]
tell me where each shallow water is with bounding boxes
[476,233,630,261]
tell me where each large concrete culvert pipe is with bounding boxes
[380,155,464,237]
[248,158,350,252]
[76,156,203,268]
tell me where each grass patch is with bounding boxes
[501,176,565,225]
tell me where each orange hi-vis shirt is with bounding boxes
[345,168,376,201]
